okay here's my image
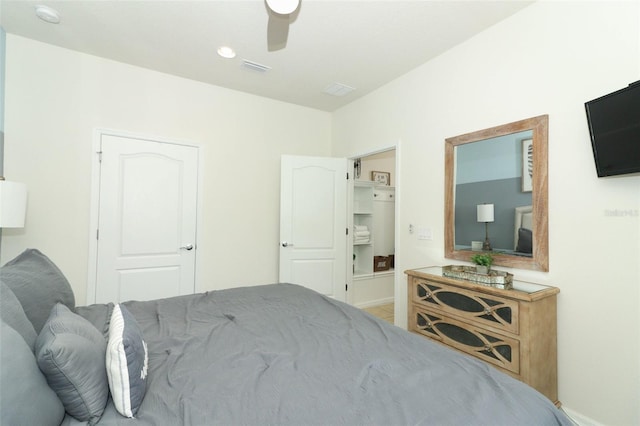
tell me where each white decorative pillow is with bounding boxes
[106,304,148,418]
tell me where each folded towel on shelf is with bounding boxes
[355,231,370,237]
[355,236,370,243]
[354,225,368,232]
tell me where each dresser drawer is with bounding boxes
[412,305,520,374]
[405,268,560,405]
[411,277,519,335]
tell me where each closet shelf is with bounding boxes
[354,269,395,280]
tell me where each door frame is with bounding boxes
[347,143,401,326]
[86,128,204,304]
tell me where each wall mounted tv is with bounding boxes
[585,81,640,177]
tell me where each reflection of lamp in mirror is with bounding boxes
[0,178,28,228]
[477,203,494,251]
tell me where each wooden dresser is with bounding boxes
[405,267,560,405]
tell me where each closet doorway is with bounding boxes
[349,148,397,320]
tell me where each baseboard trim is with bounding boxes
[354,297,394,309]
[561,406,605,426]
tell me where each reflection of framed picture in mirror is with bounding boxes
[371,171,390,185]
[522,139,533,192]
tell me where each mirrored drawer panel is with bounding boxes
[412,278,519,335]
[413,305,520,374]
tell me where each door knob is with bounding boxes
[281,241,294,247]
[180,244,194,251]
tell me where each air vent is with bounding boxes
[242,59,271,73]
[323,82,356,97]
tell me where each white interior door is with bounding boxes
[94,134,198,304]
[280,155,348,301]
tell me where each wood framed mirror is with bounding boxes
[444,115,549,272]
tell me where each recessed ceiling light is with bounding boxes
[217,46,236,59]
[35,5,60,24]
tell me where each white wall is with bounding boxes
[0,27,5,133]
[1,35,331,305]
[0,27,5,172]
[332,2,639,425]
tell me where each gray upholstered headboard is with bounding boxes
[514,205,533,250]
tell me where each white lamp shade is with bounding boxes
[477,204,494,223]
[0,181,28,228]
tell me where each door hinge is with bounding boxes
[345,283,348,291]
[96,229,99,240]
[346,227,349,235]
[97,151,103,163]
[346,172,349,180]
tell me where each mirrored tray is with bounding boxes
[442,265,514,290]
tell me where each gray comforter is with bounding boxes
[67,283,572,425]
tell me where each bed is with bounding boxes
[1,249,572,425]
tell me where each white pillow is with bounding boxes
[106,304,148,418]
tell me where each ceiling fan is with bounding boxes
[265,0,301,51]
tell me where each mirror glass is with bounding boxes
[445,115,549,272]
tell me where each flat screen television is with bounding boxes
[585,81,640,177]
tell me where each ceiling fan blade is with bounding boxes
[267,13,290,52]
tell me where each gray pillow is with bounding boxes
[516,227,533,254]
[0,280,37,351]
[106,304,148,418]
[0,320,65,426]
[36,303,109,423]
[0,248,75,333]
[75,302,115,339]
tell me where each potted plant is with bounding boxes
[470,253,493,274]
